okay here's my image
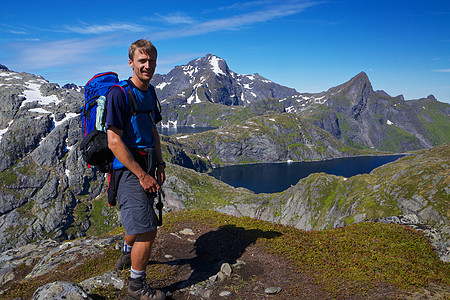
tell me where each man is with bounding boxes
[107,39,166,300]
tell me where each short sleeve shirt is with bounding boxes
[106,79,162,132]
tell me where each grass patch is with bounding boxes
[0,168,17,185]
[2,209,448,299]
[164,210,449,294]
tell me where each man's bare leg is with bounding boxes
[131,229,157,271]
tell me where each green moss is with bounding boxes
[0,168,17,185]
[377,125,421,151]
[164,210,449,294]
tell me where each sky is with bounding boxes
[1,0,450,103]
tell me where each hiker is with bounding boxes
[106,39,166,300]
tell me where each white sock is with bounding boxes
[123,241,132,253]
[130,267,145,279]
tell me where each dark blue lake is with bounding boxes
[210,155,405,194]
[158,126,216,136]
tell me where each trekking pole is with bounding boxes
[155,189,164,226]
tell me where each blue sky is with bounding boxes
[1,0,450,103]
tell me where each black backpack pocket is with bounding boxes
[79,130,114,173]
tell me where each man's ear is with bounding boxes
[129,59,133,69]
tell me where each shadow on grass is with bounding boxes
[154,224,281,293]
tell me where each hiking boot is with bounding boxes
[115,251,131,270]
[127,276,166,300]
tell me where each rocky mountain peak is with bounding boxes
[342,72,372,94]
[0,64,9,71]
[426,94,437,101]
[152,53,297,107]
[326,71,374,107]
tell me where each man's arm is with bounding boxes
[107,126,160,193]
[153,127,165,186]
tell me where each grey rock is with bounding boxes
[30,121,69,167]
[0,239,59,286]
[219,290,232,297]
[32,281,91,300]
[0,114,53,172]
[265,286,282,294]
[79,270,124,293]
[27,236,121,279]
[220,262,232,277]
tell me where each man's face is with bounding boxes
[129,48,157,83]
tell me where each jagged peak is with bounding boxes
[0,64,9,71]
[426,94,437,101]
[347,71,372,87]
[327,71,373,97]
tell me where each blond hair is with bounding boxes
[128,39,157,60]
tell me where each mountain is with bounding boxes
[0,68,113,251]
[150,57,450,153]
[151,54,297,107]
[304,72,450,152]
[0,58,448,256]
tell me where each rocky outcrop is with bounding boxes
[0,70,119,252]
[32,281,91,300]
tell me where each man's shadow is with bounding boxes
[154,224,281,293]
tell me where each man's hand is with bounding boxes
[108,126,161,193]
[139,173,161,193]
[156,166,165,186]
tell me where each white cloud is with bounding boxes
[9,36,115,70]
[433,69,450,72]
[155,12,195,25]
[151,1,318,40]
[65,23,147,34]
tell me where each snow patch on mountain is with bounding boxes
[156,82,170,90]
[0,120,14,142]
[21,82,60,107]
[209,55,226,76]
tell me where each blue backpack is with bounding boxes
[79,71,162,173]
[79,72,118,173]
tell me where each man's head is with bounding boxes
[129,39,157,61]
[128,39,157,87]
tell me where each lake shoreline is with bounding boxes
[208,154,408,194]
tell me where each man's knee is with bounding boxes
[135,229,157,242]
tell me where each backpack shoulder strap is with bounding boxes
[114,81,160,129]
[101,81,130,128]
[149,84,162,115]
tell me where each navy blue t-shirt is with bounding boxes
[106,80,161,132]
[106,79,162,169]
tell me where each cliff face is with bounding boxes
[0,70,120,252]
[303,72,450,152]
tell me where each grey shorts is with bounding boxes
[117,169,157,235]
